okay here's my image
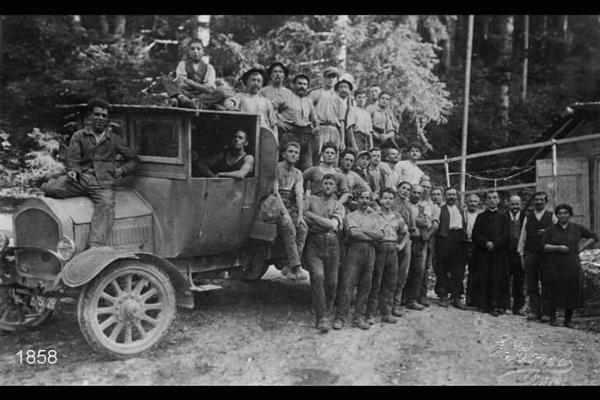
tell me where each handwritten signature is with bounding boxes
[475,316,574,385]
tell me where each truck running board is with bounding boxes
[188,283,222,293]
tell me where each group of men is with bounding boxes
[41,39,564,334]
[161,38,406,172]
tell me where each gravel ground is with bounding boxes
[1,266,600,386]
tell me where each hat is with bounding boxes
[357,150,370,159]
[335,76,354,92]
[292,73,310,85]
[266,62,290,79]
[240,68,268,85]
[323,66,340,78]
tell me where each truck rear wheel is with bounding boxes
[77,260,176,358]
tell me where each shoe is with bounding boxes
[365,315,376,325]
[354,316,370,330]
[391,307,404,317]
[168,97,179,107]
[280,266,296,280]
[418,298,430,307]
[332,319,344,330]
[451,298,467,310]
[406,301,426,311]
[381,315,399,324]
[526,313,539,322]
[292,266,308,281]
[316,318,331,333]
[439,297,450,308]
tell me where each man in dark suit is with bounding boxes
[434,187,467,309]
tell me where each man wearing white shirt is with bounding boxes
[517,191,557,322]
[464,193,481,306]
[391,142,425,187]
[507,195,526,315]
[435,188,467,308]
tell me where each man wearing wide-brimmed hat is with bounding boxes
[237,67,277,132]
[276,73,320,170]
[308,66,347,159]
[260,62,293,139]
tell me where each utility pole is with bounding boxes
[460,15,474,206]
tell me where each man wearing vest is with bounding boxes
[161,39,226,109]
[517,191,557,322]
[435,188,467,309]
[507,195,526,315]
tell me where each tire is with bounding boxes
[77,260,176,358]
[239,261,270,282]
[0,287,54,332]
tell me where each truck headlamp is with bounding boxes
[56,236,76,261]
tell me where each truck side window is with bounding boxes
[135,119,179,158]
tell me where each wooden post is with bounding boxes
[551,138,558,200]
[460,15,475,206]
[444,155,451,187]
[521,15,529,102]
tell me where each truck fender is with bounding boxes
[61,248,194,309]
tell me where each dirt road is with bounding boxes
[1,266,600,385]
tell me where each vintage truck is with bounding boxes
[0,104,289,358]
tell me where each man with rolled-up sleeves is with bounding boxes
[303,174,345,333]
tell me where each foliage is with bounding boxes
[0,129,65,197]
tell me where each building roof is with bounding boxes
[516,102,600,166]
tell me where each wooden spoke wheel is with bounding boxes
[77,261,176,358]
[0,287,53,332]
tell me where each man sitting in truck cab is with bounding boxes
[195,130,254,179]
[42,98,140,248]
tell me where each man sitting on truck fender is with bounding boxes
[195,130,254,179]
[42,98,140,248]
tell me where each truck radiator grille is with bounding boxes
[14,209,59,250]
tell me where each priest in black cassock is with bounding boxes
[468,191,511,316]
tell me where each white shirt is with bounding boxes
[465,210,480,241]
[447,204,463,229]
[391,160,425,187]
[517,209,558,255]
[509,211,521,222]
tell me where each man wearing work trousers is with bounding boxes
[333,190,384,330]
[303,174,345,333]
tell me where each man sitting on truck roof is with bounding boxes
[42,98,140,248]
[195,130,254,179]
[160,38,227,109]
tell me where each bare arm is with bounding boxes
[348,227,373,241]
[216,155,254,179]
[304,211,338,230]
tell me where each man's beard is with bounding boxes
[295,89,306,96]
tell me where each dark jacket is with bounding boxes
[437,204,467,241]
[472,209,510,253]
[67,127,139,189]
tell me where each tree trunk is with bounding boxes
[521,15,529,103]
[444,15,457,70]
[541,15,548,53]
[195,15,211,64]
[560,15,572,53]
[0,15,3,86]
[336,15,349,70]
[114,15,126,38]
[483,15,490,41]
[99,15,109,37]
[498,15,514,143]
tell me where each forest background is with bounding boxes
[1,15,600,196]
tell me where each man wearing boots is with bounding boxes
[366,188,409,324]
[435,188,467,309]
[303,174,345,333]
[333,190,383,330]
[517,191,557,322]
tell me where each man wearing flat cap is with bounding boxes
[273,73,320,170]
[309,66,347,160]
[237,68,277,132]
[260,62,294,139]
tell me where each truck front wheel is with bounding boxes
[77,260,176,358]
